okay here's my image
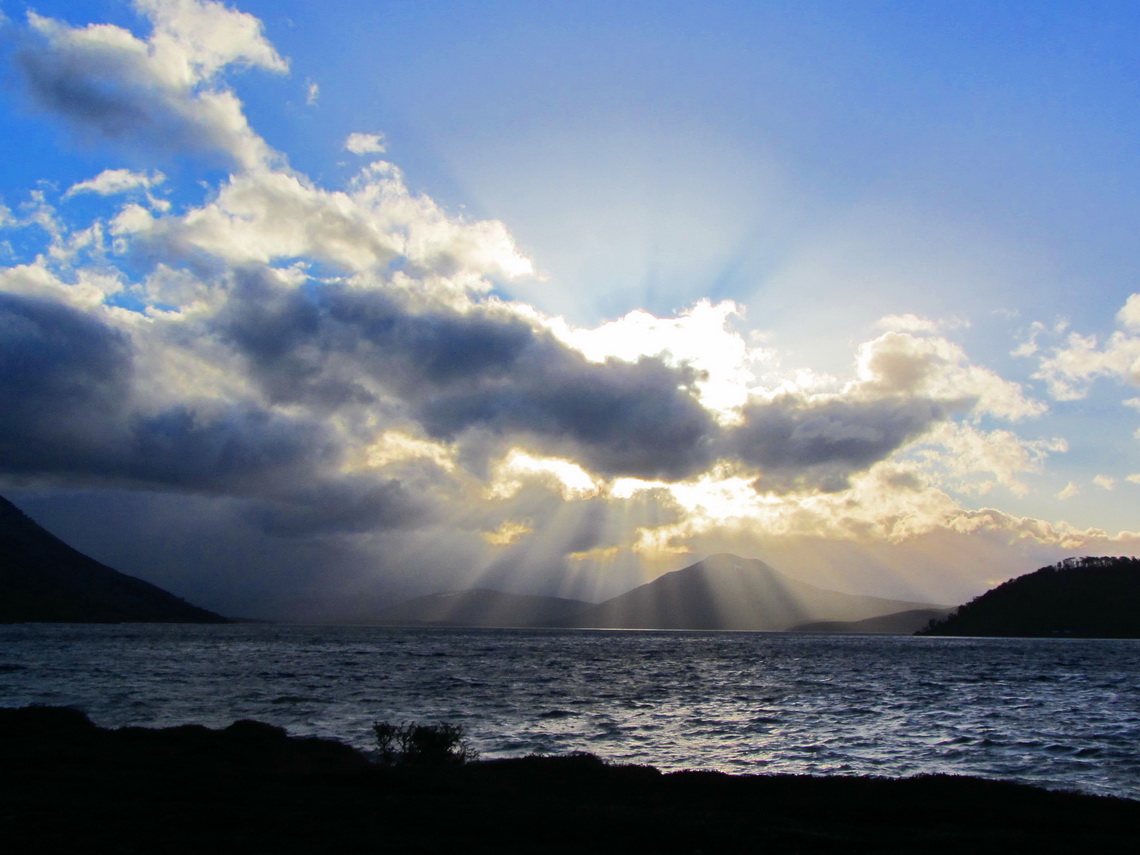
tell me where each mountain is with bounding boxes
[372,589,593,628]
[0,494,227,623]
[566,554,945,631]
[917,556,1140,638]
[791,608,951,635]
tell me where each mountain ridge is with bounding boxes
[564,553,946,631]
[372,553,950,632]
[0,494,227,623]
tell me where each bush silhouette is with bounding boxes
[373,721,477,766]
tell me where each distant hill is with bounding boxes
[0,494,227,623]
[565,554,945,631]
[372,589,592,628]
[917,556,1140,638]
[791,608,951,635]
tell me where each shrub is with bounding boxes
[372,721,478,766]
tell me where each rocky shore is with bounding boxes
[2,706,1137,853]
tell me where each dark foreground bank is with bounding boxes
[2,707,1137,854]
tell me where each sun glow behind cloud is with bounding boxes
[1,0,1139,616]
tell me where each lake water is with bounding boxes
[1,624,1138,800]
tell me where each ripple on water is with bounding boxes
[2,626,1138,800]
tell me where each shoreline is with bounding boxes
[3,706,1138,853]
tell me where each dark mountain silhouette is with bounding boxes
[0,494,226,623]
[917,556,1140,638]
[791,608,951,634]
[372,588,592,627]
[566,554,946,631]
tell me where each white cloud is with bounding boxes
[1093,474,1116,491]
[1035,293,1140,400]
[353,431,457,474]
[488,449,601,500]
[1118,293,1140,331]
[612,457,1136,569]
[135,0,286,81]
[116,162,535,285]
[876,313,941,333]
[482,519,533,546]
[850,330,1045,420]
[941,506,1133,552]
[116,169,401,270]
[555,300,753,420]
[305,79,319,106]
[19,0,286,169]
[345,132,386,156]
[1057,481,1080,500]
[65,168,165,197]
[913,422,1065,497]
[875,313,969,334]
[0,262,123,308]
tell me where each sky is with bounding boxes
[1,0,1139,618]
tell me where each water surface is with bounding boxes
[1,624,1137,800]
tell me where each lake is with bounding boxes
[1,623,1137,800]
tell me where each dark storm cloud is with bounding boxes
[212,276,957,487]
[414,352,715,481]
[0,292,340,496]
[124,405,335,493]
[215,273,534,406]
[728,396,947,492]
[213,272,368,410]
[324,287,535,387]
[0,292,133,472]
[215,278,720,481]
[1,280,949,506]
[240,478,430,538]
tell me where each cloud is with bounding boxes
[116,163,534,282]
[0,291,341,498]
[239,478,429,537]
[134,0,286,80]
[345,132,386,156]
[203,272,718,480]
[1118,293,1140,331]
[729,395,946,493]
[912,423,1066,498]
[0,292,133,475]
[608,460,1139,598]
[1057,481,1080,500]
[65,168,165,197]
[17,0,285,168]
[0,263,124,309]
[416,348,716,481]
[876,313,941,333]
[874,313,969,334]
[1034,293,1140,400]
[555,300,753,420]
[850,331,1045,420]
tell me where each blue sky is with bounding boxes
[1,0,1138,617]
